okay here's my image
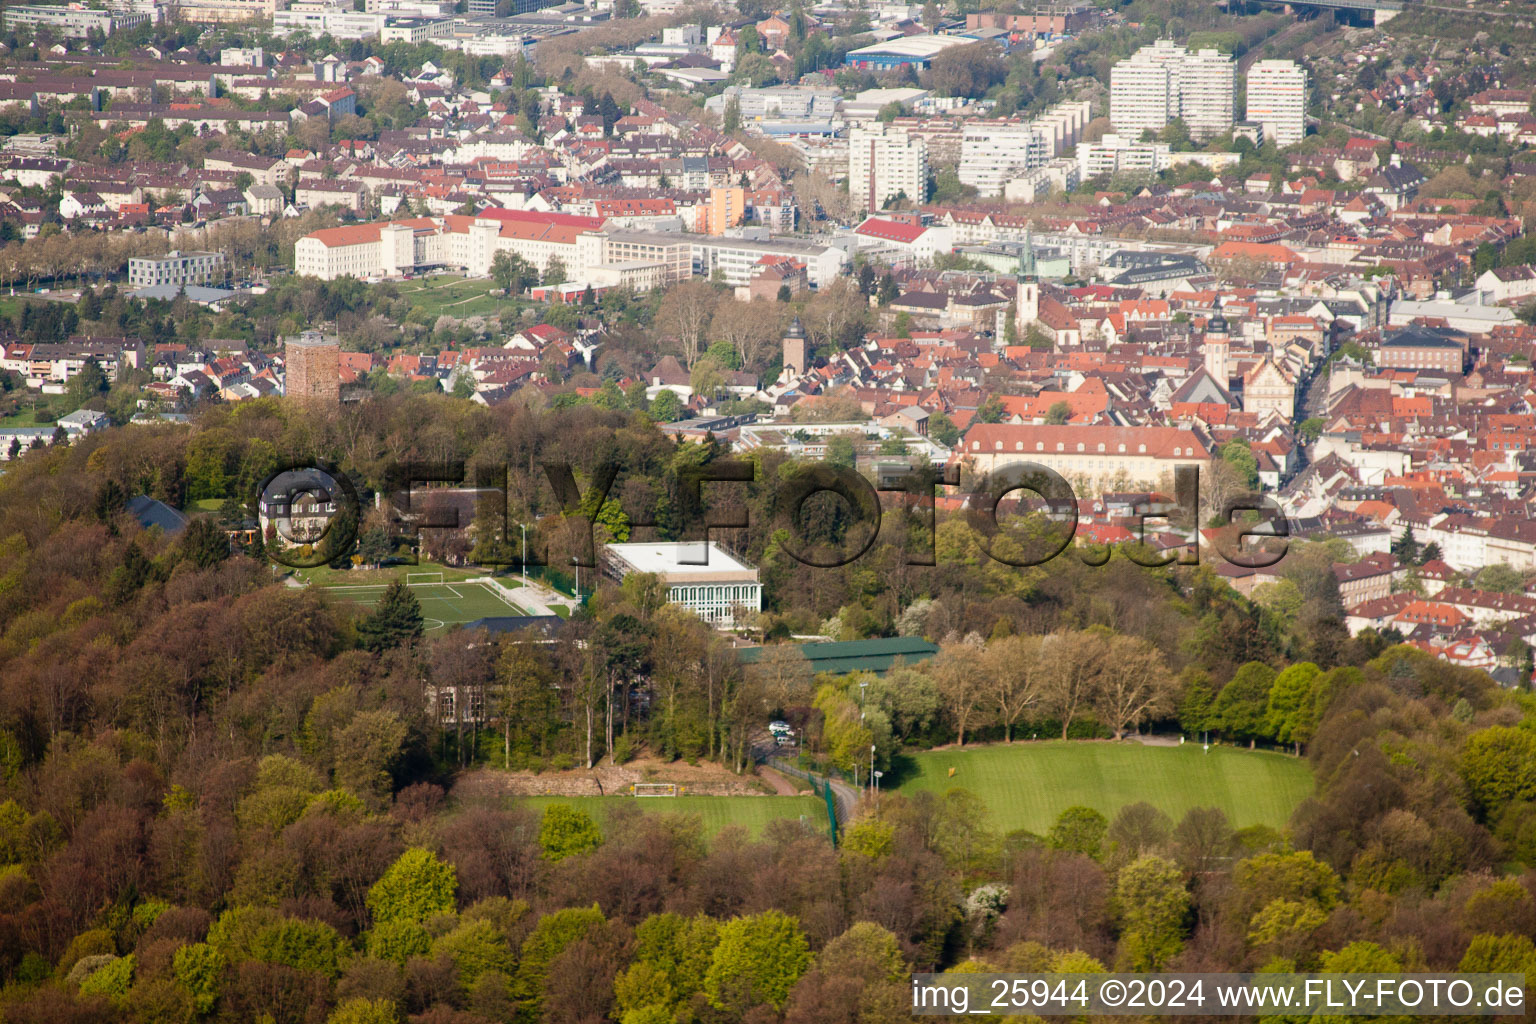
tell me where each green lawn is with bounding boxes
[396,275,523,320]
[295,562,488,588]
[319,578,525,632]
[516,795,828,838]
[895,741,1313,835]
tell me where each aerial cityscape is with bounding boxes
[1,0,1536,1017]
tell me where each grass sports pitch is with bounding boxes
[321,578,525,632]
[516,795,828,838]
[896,741,1314,835]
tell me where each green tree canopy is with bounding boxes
[537,804,602,861]
[704,909,812,1013]
[1115,855,1189,970]
[367,847,458,925]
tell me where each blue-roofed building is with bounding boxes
[126,495,189,535]
[844,34,980,70]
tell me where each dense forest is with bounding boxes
[1,396,1535,1024]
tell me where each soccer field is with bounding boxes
[896,741,1314,835]
[516,795,828,838]
[322,578,526,632]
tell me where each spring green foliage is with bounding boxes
[703,910,811,1012]
[365,919,431,965]
[327,997,399,1024]
[614,913,720,1021]
[1460,726,1536,818]
[537,804,602,861]
[173,943,226,1014]
[1265,662,1322,750]
[367,847,458,925]
[1214,662,1277,742]
[431,918,515,988]
[1115,856,1189,970]
[250,918,350,977]
[1047,805,1108,858]
[78,955,135,999]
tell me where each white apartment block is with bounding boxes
[960,123,1051,196]
[849,124,928,214]
[690,235,847,288]
[1180,48,1236,142]
[957,101,1089,196]
[295,221,428,280]
[1111,39,1235,142]
[1246,59,1308,148]
[1111,39,1185,138]
[1077,133,1171,179]
[2,4,149,36]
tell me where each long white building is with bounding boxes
[291,212,848,291]
[849,124,928,214]
[1246,60,1308,148]
[1077,133,1170,179]
[958,101,1091,196]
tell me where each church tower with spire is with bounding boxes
[1203,297,1230,384]
[1015,224,1039,336]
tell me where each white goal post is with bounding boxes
[632,783,679,797]
[406,572,445,585]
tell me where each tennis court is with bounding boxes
[321,576,527,632]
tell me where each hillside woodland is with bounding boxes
[0,397,1535,1024]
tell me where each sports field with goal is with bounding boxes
[516,794,828,838]
[896,741,1313,835]
[319,572,528,632]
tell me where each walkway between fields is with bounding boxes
[475,575,577,618]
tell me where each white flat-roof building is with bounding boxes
[1077,133,1170,179]
[1246,60,1307,148]
[604,541,762,627]
[128,250,227,288]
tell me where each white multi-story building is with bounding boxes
[1110,40,1235,142]
[690,234,847,288]
[958,102,1091,196]
[1246,59,1308,148]
[2,4,149,36]
[294,218,441,280]
[128,250,227,288]
[273,4,385,37]
[1111,39,1186,138]
[848,124,928,214]
[960,123,1051,196]
[1076,133,1170,179]
[1180,48,1236,142]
